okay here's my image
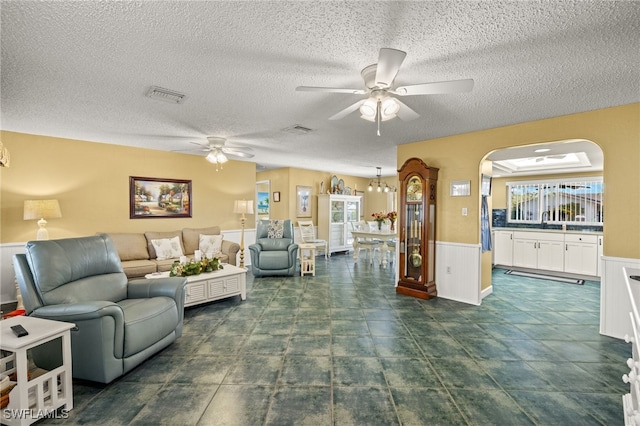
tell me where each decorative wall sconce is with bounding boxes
[0,140,10,167]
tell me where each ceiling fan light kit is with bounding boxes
[296,48,474,136]
[173,135,254,171]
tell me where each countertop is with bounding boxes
[493,227,603,236]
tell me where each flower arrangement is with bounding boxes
[371,212,386,222]
[170,256,222,277]
[386,211,398,222]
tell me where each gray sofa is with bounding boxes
[13,234,187,384]
[248,219,298,277]
[108,226,240,279]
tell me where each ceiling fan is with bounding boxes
[174,136,254,171]
[296,48,474,135]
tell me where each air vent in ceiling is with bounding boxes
[282,124,314,135]
[145,86,187,104]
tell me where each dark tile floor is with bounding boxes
[44,255,630,425]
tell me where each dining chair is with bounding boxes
[351,221,382,265]
[298,220,329,259]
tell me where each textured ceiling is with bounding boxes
[1,1,639,178]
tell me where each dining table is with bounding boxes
[350,229,397,268]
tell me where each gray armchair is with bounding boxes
[13,234,186,384]
[248,219,298,277]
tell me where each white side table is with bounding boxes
[1,316,74,426]
[299,243,316,276]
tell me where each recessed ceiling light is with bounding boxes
[534,148,551,153]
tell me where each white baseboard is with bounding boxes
[481,285,493,299]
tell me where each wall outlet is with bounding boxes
[462,208,468,216]
[446,266,452,274]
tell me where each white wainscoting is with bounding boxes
[600,255,640,339]
[435,241,482,305]
[0,229,256,305]
[222,228,255,267]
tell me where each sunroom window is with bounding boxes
[507,177,603,225]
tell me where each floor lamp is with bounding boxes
[233,200,254,268]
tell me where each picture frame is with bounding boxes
[481,174,493,196]
[130,176,192,219]
[450,180,471,197]
[273,191,281,202]
[296,185,312,217]
[257,191,270,215]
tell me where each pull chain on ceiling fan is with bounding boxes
[296,48,474,136]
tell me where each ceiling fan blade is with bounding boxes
[394,99,420,121]
[392,78,474,96]
[329,100,365,120]
[375,48,406,88]
[296,86,366,95]
[222,148,254,159]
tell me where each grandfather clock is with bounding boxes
[397,157,438,299]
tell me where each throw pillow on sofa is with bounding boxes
[151,236,184,260]
[199,234,223,257]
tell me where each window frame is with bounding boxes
[507,176,603,225]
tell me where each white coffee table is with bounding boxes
[146,264,247,307]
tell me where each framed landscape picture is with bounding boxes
[296,185,312,217]
[130,176,192,218]
[257,191,270,215]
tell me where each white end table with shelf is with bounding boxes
[1,316,74,426]
[299,244,316,276]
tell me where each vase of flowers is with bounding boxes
[371,212,386,230]
[387,211,397,231]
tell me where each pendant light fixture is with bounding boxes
[367,167,396,193]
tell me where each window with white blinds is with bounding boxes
[507,177,603,225]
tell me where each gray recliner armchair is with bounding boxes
[13,233,187,384]
[248,219,298,277]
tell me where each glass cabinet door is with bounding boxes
[346,200,359,222]
[331,201,344,223]
[404,202,423,282]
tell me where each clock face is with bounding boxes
[406,176,422,202]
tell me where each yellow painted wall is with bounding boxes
[398,103,640,261]
[256,168,389,224]
[0,132,256,243]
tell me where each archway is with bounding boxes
[479,139,604,299]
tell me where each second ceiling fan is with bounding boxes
[296,48,474,135]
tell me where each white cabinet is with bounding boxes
[318,194,361,254]
[513,238,538,269]
[494,229,602,277]
[564,234,598,276]
[512,231,564,272]
[597,236,604,277]
[493,231,514,266]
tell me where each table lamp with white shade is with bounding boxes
[23,199,62,240]
[233,199,254,268]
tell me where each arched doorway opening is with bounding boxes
[479,138,604,299]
